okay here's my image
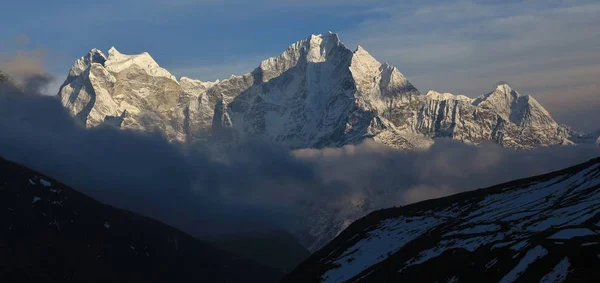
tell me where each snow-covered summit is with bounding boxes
[414,83,570,149]
[473,83,556,127]
[104,47,177,82]
[204,32,423,149]
[57,46,186,139]
[473,84,521,111]
[257,32,347,83]
[67,48,107,78]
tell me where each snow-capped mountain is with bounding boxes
[58,47,218,142]
[207,33,423,149]
[283,158,600,282]
[58,32,577,150]
[415,85,572,149]
[0,155,280,282]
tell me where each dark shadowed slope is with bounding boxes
[0,156,281,282]
[284,157,600,283]
[207,229,310,273]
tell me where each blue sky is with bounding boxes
[1,0,599,131]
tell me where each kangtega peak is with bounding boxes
[58,32,577,150]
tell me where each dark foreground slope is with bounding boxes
[284,158,600,283]
[208,229,310,273]
[0,156,280,282]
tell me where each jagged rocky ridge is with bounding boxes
[58,32,580,150]
[283,157,600,282]
[0,155,281,282]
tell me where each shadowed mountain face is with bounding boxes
[57,33,583,150]
[284,157,600,283]
[0,156,281,282]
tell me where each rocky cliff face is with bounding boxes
[57,33,577,150]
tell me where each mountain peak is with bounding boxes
[108,46,121,56]
[351,45,382,71]
[104,47,177,81]
[89,48,106,58]
[310,31,340,41]
[307,32,341,46]
[257,32,349,82]
[471,84,557,129]
[474,83,521,107]
[495,83,520,97]
[354,44,371,55]
[305,32,344,63]
[67,48,107,77]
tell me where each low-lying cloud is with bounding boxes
[295,140,599,207]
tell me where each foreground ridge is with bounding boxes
[284,157,600,282]
[0,156,280,282]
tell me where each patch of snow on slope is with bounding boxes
[322,215,443,283]
[39,179,51,187]
[499,245,548,283]
[466,164,600,227]
[539,258,570,283]
[548,228,597,239]
[444,224,501,236]
[402,233,508,270]
[510,241,529,251]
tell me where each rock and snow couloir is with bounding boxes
[57,32,579,150]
